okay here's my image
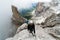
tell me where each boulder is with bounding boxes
[16,23,28,33]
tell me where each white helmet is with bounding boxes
[28,20,34,24]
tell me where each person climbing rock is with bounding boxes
[27,20,35,36]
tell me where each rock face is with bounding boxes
[16,23,28,33]
[11,5,27,25]
[6,0,60,40]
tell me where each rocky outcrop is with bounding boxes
[11,5,26,25]
[16,23,28,33]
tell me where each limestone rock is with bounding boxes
[16,23,28,33]
[6,25,56,40]
[35,25,56,40]
[44,24,60,40]
[34,7,57,28]
[11,5,27,25]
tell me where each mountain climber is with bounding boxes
[28,20,35,36]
